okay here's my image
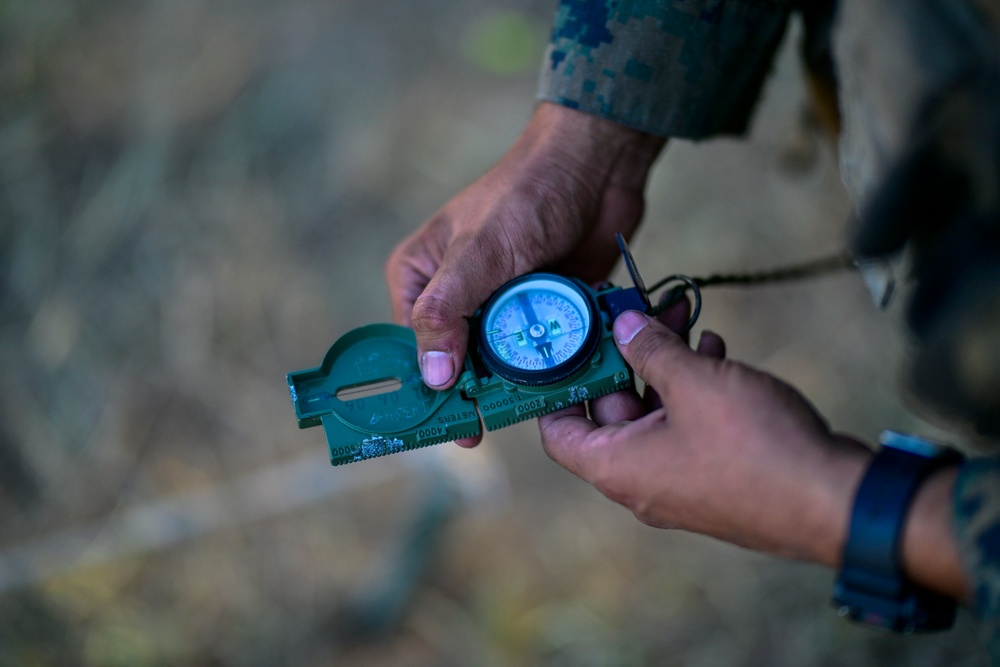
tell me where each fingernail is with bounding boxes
[614,311,648,345]
[421,351,454,387]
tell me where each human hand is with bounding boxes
[386,102,665,403]
[539,305,873,567]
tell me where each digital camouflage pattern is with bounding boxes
[538,0,796,138]
[956,461,1000,660]
[538,0,1000,661]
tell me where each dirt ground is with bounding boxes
[0,1,989,665]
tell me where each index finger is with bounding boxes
[538,404,598,477]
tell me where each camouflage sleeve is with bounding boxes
[537,0,796,139]
[954,458,1000,659]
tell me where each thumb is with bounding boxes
[613,310,694,395]
[411,237,517,389]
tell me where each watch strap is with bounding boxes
[833,431,961,632]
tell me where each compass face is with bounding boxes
[479,274,600,385]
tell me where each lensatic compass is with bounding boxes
[287,234,701,466]
[478,273,601,385]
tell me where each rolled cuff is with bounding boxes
[537,0,793,139]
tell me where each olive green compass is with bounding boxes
[287,234,699,466]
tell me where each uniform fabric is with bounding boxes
[538,0,794,138]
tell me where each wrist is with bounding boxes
[730,432,871,566]
[524,102,666,193]
[900,464,969,601]
[831,432,964,631]
[797,435,873,568]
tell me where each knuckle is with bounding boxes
[384,240,412,285]
[587,438,626,492]
[632,508,671,530]
[599,477,634,511]
[538,417,576,455]
[386,233,410,267]
[627,497,656,526]
[410,294,458,335]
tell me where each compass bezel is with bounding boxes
[477,273,602,386]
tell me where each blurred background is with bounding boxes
[0,0,988,665]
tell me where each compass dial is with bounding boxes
[478,274,601,385]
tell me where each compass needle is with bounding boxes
[479,275,600,384]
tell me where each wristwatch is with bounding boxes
[832,430,963,633]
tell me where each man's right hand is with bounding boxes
[385,102,666,411]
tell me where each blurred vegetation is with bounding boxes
[0,1,989,666]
